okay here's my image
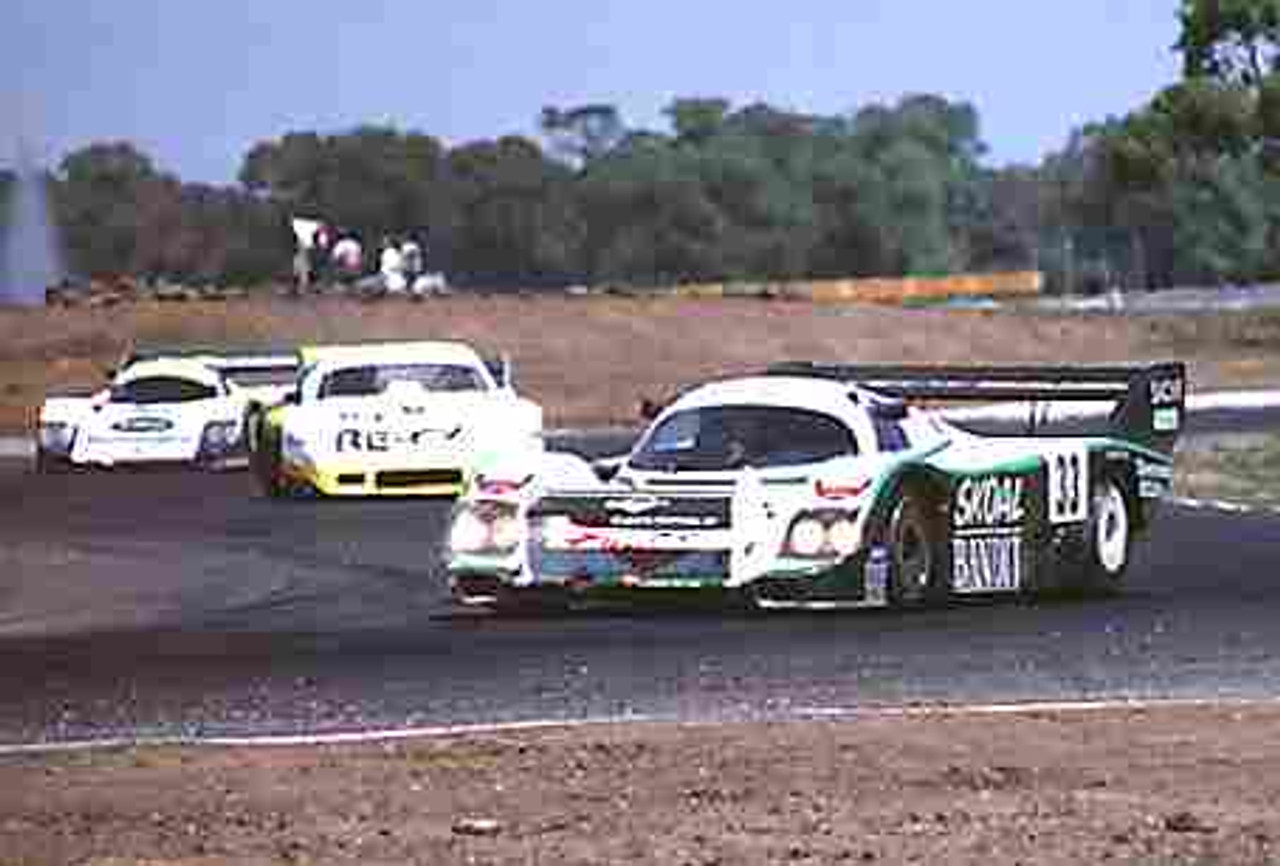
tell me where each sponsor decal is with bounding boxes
[951,474,1027,593]
[335,426,462,452]
[609,514,721,528]
[537,495,731,533]
[1136,460,1174,481]
[1149,376,1185,407]
[952,475,1026,530]
[111,416,174,434]
[1136,458,1174,499]
[604,495,669,516]
[952,532,1023,593]
[1153,406,1181,433]
[1046,446,1088,525]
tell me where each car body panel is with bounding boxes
[446,363,1184,608]
[36,356,290,468]
[256,341,543,497]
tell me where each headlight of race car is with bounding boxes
[449,501,523,554]
[38,421,75,454]
[199,420,239,452]
[783,510,862,559]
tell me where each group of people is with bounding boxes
[291,218,446,297]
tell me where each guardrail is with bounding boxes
[37,271,1044,308]
[658,271,1044,303]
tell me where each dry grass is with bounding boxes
[3,296,1280,432]
[1177,433,1280,507]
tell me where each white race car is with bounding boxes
[35,351,298,471]
[250,341,543,498]
[446,362,1185,611]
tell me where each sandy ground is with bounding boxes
[4,295,1280,432]
[2,705,1279,865]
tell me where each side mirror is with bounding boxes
[485,355,513,389]
[592,457,623,482]
[283,390,300,406]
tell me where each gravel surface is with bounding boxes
[3,705,1279,865]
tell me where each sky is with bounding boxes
[2,1,1183,184]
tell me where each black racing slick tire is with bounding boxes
[34,447,72,474]
[242,404,263,455]
[250,422,291,500]
[1082,473,1133,593]
[885,488,943,607]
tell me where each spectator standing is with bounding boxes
[331,232,364,286]
[380,236,407,294]
[292,247,311,295]
[401,236,424,292]
[309,222,333,289]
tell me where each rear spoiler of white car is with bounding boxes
[766,361,1187,454]
[121,347,300,391]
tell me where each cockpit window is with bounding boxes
[872,415,910,452]
[111,376,218,404]
[630,405,857,471]
[318,363,486,399]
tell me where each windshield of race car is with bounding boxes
[317,363,487,399]
[110,376,220,404]
[629,405,858,471]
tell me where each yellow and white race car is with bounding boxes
[250,341,543,498]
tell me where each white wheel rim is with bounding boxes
[1095,483,1129,574]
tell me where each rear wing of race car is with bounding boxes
[120,346,300,394]
[766,361,1187,454]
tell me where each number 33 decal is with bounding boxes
[1047,446,1088,525]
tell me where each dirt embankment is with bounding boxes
[2,705,1279,865]
[4,296,1280,432]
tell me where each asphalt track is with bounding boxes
[2,417,1280,747]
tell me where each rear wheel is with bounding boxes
[1083,473,1132,592]
[886,489,943,607]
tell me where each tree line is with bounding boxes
[7,0,1280,294]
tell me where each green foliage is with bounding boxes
[36,29,1280,295]
[539,104,627,167]
[447,135,583,284]
[1178,0,1280,85]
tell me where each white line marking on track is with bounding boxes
[5,697,1280,755]
[1172,496,1279,516]
[795,696,1280,720]
[0,716,659,756]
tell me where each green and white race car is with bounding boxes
[446,362,1185,610]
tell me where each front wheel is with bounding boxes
[886,489,943,607]
[1082,474,1132,592]
[35,447,72,474]
[250,423,291,499]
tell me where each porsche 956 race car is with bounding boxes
[250,341,543,498]
[35,350,298,471]
[446,361,1185,610]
